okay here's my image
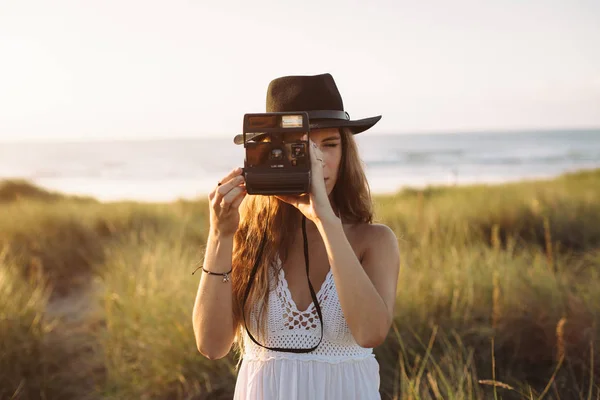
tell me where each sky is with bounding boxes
[1,0,599,142]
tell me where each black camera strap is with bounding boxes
[241,215,324,353]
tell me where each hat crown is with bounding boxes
[232,73,381,144]
[266,73,344,113]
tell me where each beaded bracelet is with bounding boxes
[201,267,232,283]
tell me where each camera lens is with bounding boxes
[270,148,283,160]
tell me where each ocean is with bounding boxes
[1,130,599,202]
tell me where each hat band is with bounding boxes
[307,110,350,121]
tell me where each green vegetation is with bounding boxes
[0,250,51,399]
[1,170,599,399]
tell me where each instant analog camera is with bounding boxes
[242,112,311,195]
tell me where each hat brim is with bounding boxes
[233,115,381,145]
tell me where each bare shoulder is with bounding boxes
[352,223,400,305]
[364,223,398,241]
[349,223,400,263]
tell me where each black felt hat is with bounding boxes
[233,73,381,145]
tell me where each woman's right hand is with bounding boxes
[208,167,247,237]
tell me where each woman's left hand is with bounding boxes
[276,138,337,223]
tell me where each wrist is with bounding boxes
[209,228,235,242]
[315,213,342,231]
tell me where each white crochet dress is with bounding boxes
[233,256,381,400]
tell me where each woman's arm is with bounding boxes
[275,138,400,347]
[192,231,236,360]
[316,216,400,348]
[192,168,247,360]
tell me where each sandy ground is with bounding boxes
[44,277,105,399]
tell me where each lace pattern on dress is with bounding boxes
[241,256,374,362]
[277,267,331,330]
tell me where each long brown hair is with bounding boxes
[230,127,373,350]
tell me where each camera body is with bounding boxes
[242,112,311,195]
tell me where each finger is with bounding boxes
[220,186,246,209]
[210,167,243,200]
[275,195,291,204]
[214,175,245,206]
[309,139,323,157]
[275,194,305,208]
[309,140,324,168]
[219,167,244,188]
[275,195,298,207]
[231,189,247,209]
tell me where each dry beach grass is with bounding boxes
[1,169,599,399]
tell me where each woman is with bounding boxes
[192,73,400,400]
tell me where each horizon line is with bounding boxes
[1,126,599,144]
